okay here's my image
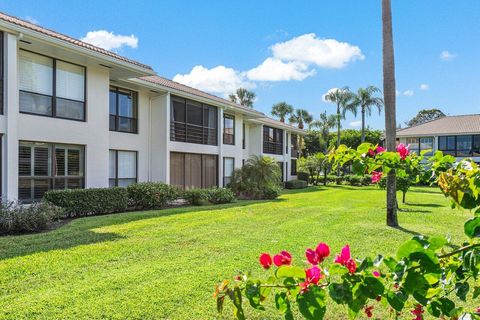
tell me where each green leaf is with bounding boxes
[276,266,306,279]
[245,281,264,310]
[328,282,352,305]
[231,286,245,320]
[428,236,448,250]
[397,239,424,260]
[427,300,442,317]
[473,286,480,299]
[438,297,455,316]
[455,282,469,301]
[464,216,480,238]
[383,257,398,271]
[386,289,408,311]
[360,276,384,299]
[425,287,442,299]
[297,286,326,320]
[327,263,348,276]
[275,292,289,313]
[217,296,225,313]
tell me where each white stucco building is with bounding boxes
[0,12,304,202]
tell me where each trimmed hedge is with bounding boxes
[285,179,308,189]
[183,189,209,206]
[127,182,179,210]
[206,188,236,204]
[44,187,128,217]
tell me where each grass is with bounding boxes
[0,186,472,319]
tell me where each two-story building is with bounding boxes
[397,114,480,163]
[0,12,304,202]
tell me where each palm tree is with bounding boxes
[311,110,337,153]
[382,0,398,227]
[324,87,355,149]
[288,109,313,130]
[229,88,256,108]
[351,86,384,143]
[271,102,294,123]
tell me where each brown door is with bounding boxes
[185,153,202,189]
[170,152,185,189]
[202,154,217,188]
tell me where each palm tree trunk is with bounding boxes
[361,108,366,143]
[382,0,398,227]
[336,104,341,176]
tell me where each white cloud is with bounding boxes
[349,120,362,128]
[24,16,39,24]
[246,58,315,81]
[440,50,457,61]
[419,84,429,91]
[403,90,414,97]
[81,30,138,51]
[173,65,255,97]
[271,33,364,68]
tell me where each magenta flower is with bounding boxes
[305,265,322,285]
[411,304,424,320]
[371,171,383,183]
[334,245,357,273]
[376,145,386,153]
[396,143,410,160]
[372,271,381,278]
[315,243,330,262]
[259,253,273,269]
[273,251,292,267]
[305,248,320,265]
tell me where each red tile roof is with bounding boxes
[0,12,153,71]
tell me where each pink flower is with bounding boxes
[371,171,383,183]
[305,248,320,265]
[315,243,330,262]
[305,266,322,285]
[334,245,357,273]
[476,307,480,314]
[411,304,424,320]
[376,146,386,153]
[368,148,376,157]
[273,251,292,267]
[396,143,410,160]
[372,271,381,278]
[259,253,273,269]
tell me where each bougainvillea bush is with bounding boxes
[215,145,480,319]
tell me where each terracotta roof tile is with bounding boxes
[0,12,153,71]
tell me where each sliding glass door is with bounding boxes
[170,152,217,189]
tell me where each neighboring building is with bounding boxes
[0,12,304,202]
[397,114,480,162]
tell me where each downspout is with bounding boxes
[148,96,152,181]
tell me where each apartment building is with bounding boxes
[0,12,304,202]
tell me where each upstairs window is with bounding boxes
[263,126,283,155]
[109,86,138,133]
[223,114,235,145]
[19,50,85,121]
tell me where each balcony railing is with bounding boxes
[170,121,217,145]
[263,141,283,155]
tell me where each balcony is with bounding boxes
[170,121,217,145]
[263,141,283,155]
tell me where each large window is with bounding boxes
[291,159,297,176]
[291,134,299,158]
[170,152,218,189]
[439,135,480,157]
[0,32,3,115]
[19,50,85,121]
[223,114,235,145]
[223,157,234,186]
[170,96,218,145]
[109,150,137,187]
[263,126,284,155]
[109,86,138,133]
[406,137,434,156]
[18,141,84,202]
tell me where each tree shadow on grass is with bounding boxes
[0,200,277,261]
[398,207,432,213]
[282,186,327,194]
[405,203,445,208]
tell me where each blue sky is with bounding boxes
[3,1,480,130]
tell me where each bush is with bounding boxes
[284,179,308,189]
[297,172,309,182]
[182,189,209,206]
[206,188,236,204]
[44,187,128,217]
[260,186,281,200]
[127,182,179,210]
[0,201,63,234]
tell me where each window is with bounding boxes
[278,162,284,182]
[109,150,137,187]
[223,157,234,186]
[291,134,299,158]
[170,152,217,189]
[242,123,246,149]
[109,86,138,133]
[170,96,218,145]
[263,126,284,155]
[405,137,433,156]
[438,135,480,157]
[223,114,235,145]
[291,159,297,175]
[19,50,85,120]
[0,32,3,115]
[18,141,84,202]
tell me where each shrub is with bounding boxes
[284,179,308,189]
[0,201,63,234]
[127,182,179,210]
[260,186,281,200]
[205,188,236,204]
[44,187,128,217]
[182,189,208,206]
[297,172,309,182]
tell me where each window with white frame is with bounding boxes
[223,157,234,186]
[109,150,137,187]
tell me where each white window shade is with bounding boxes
[224,158,234,177]
[56,60,85,101]
[117,151,136,179]
[109,150,116,179]
[19,51,53,95]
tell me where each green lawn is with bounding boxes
[0,186,472,319]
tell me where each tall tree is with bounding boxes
[324,87,355,149]
[405,108,445,127]
[271,102,294,123]
[229,88,256,108]
[351,86,384,142]
[382,0,398,227]
[289,109,313,130]
[311,110,337,153]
